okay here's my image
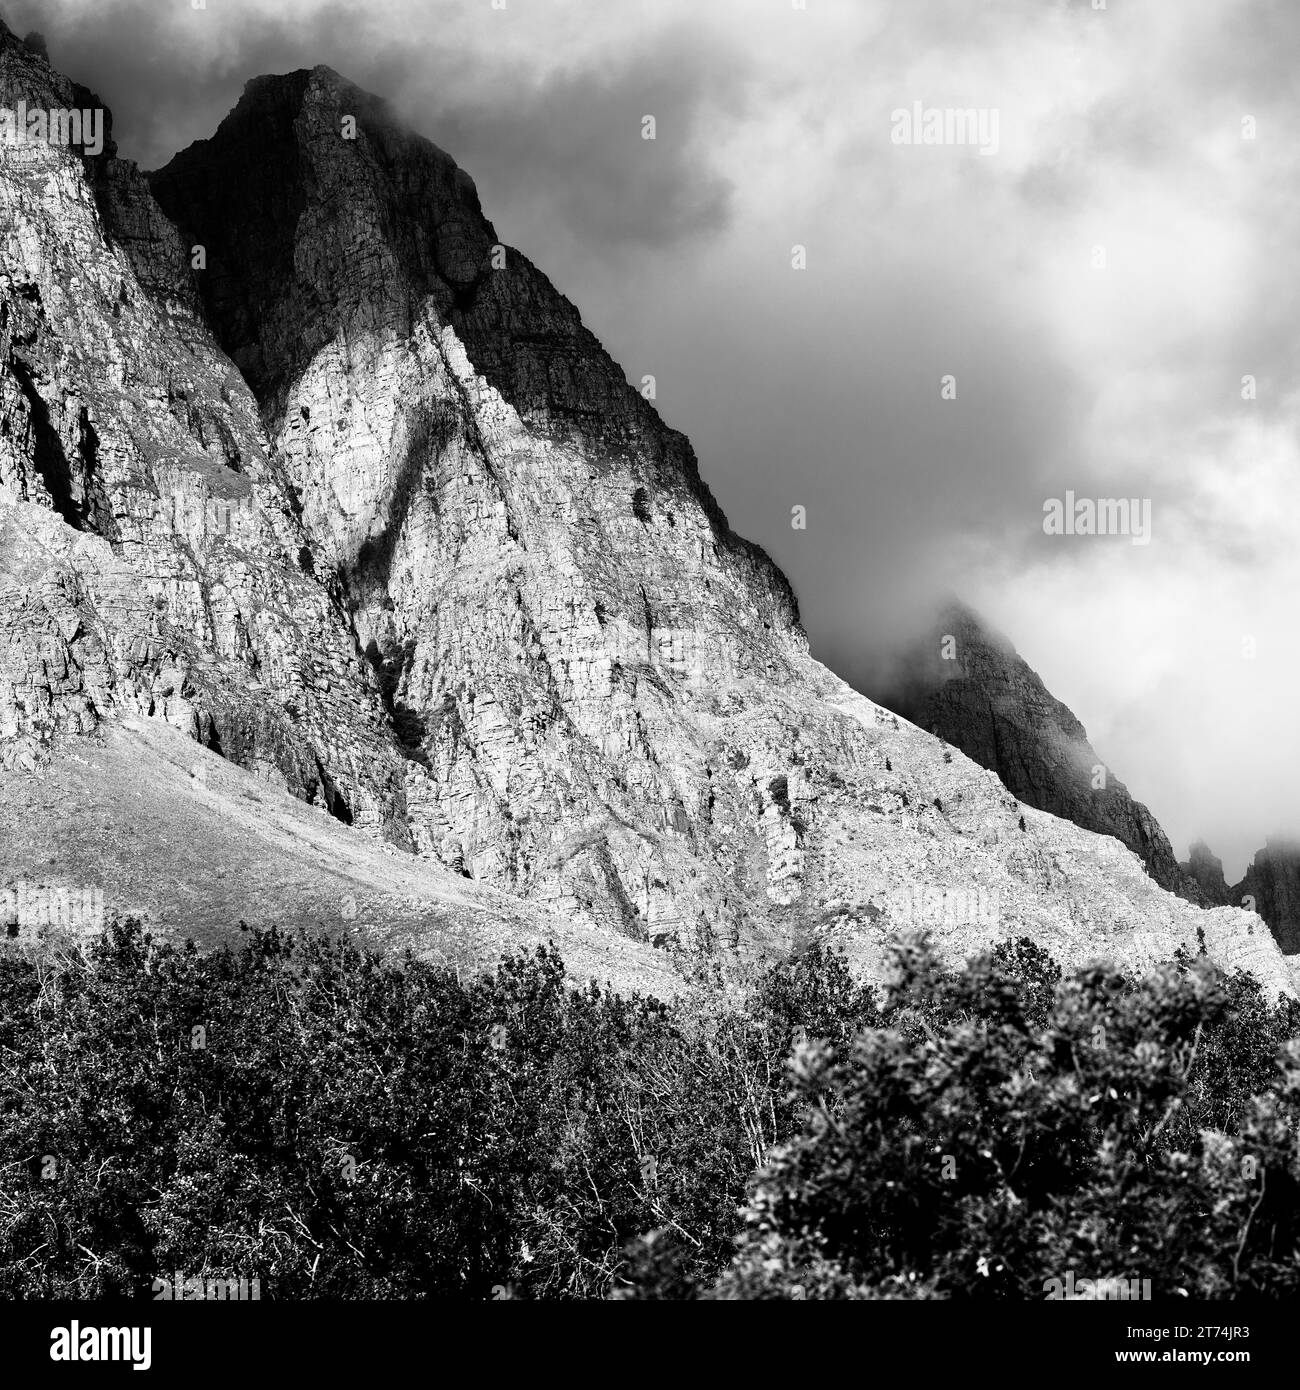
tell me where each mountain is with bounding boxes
[876,601,1194,897]
[878,604,1300,960]
[1180,837,1300,958]
[1183,840,1233,907]
[1230,840,1300,955]
[0,22,1292,996]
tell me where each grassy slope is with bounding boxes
[0,714,682,997]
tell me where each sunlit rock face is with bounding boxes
[1,22,1292,996]
[0,26,407,830]
[148,63,808,947]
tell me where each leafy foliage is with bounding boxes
[713,937,1300,1301]
[0,922,1296,1301]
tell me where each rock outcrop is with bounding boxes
[145,62,813,950]
[1,23,1292,996]
[1183,840,1233,907]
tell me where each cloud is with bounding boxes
[395,27,741,254]
[1,0,741,253]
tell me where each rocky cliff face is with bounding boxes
[1,24,1292,996]
[878,602,1196,900]
[0,24,409,837]
[1183,840,1233,907]
[145,63,811,951]
[1178,839,1300,958]
[1230,840,1300,955]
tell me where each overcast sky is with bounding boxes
[8,0,1298,880]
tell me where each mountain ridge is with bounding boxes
[1,23,1293,996]
[871,598,1299,958]
[875,599,1194,899]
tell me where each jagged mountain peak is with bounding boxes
[1228,839,1300,953]
[181,61,476,200]
[149,67,487,406]
[1183,839,1230,904]
[151,69,614,415]
[233,62,467,165]
[900,597,1089,742]
[148,63,798,615]
[875,599,1192,899]
[0,17,112,143]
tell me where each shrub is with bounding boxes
[1,922,1295,1301]
[711,935,1300,1300]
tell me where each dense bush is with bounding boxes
[0,921,1296,1300]
[0,921,850,1298]
[712,940,1300,1301]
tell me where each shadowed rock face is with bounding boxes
[1231,841,1300,955]
[1179,839,1300,958]
[1183,841,1233,907]
[877,602,1194,900]
[2,22,1293,995]
[147,67,770,571]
